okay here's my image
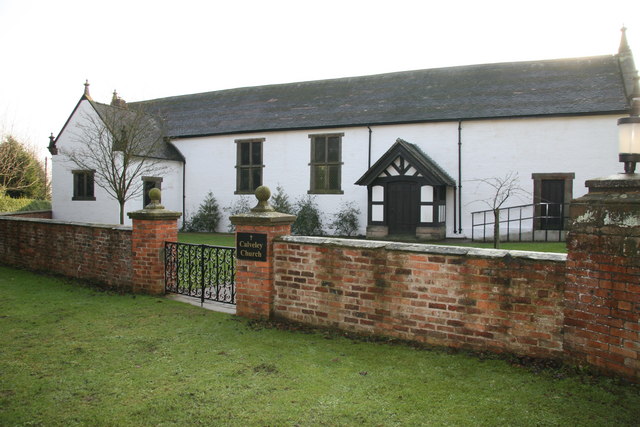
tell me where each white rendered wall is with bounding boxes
[51,99,184,227]
[174,114,620,238]
[53,100,621,236]
[458,115,620,237]
[172,128,370,234]
[366,115,619,238]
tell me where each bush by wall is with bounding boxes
[0,195,51,213]
[329,201,361,236]
[183,191,221,232]
[292,195,324,236]
[271,184,294,214]
[224,196,252,231]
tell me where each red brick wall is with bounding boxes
[273,237,566,358]
[564,185,640,380]
[565,234,640,378]
[130,218,178,294]
[0,217,132,290]
[235,223,293,319]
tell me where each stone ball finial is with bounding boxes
[252,185,275,212]
[150,187,161,201]
[145,188,164,209]
[255,185,271,202]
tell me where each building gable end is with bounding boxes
[49,95,100,155]
[356,138,455,187]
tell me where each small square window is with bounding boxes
[142,177,163,207]
[72,170,95,201]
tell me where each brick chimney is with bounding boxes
[110,90,127,108]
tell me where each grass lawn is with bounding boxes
[432,240,567,253]
[178,232,235,247]
[178,232,567,253]
[1,267,638,426]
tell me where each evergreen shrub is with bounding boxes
[330,201,361,236]
[183,191,221,232]
[292,195,324,236]
[223,196,252,231]
[270,184,294,214]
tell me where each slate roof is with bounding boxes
[132,54,633,139]
[92,102,184,161]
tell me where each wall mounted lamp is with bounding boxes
[618,97,640,174]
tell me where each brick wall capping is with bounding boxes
[0,210,52,217]
[572,174,640,228]
[571,191,640,207]
[278,235,567,262]
[230,211,297,226]
[127,209,182,220]
[585,173,640,192]
[0,215,131,230]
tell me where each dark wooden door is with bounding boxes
[540,180,564,230]
[387,182,419,235]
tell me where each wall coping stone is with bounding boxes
[0,215,131,231]
[230,186,297,226]
[278,235,567,262]
[585,173,640,192]
[0,210,52,216]
[128,210,183,220]
[230,211,297,226]
[127,188,182,220]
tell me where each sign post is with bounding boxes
[236,232,268,262]
[229,186,296,319]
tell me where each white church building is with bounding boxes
[49,31,638,240]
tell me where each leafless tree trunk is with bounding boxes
[474,172,526,249]
[61,103,167,224]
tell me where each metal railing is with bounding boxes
[165,242,236,305]
[471,202,569,242]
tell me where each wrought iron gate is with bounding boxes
[165,242,236,305]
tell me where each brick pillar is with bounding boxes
[127,188,182,294]
[230,186,296,320]
[565,174,640,381]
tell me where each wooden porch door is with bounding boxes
[387,181,419,235]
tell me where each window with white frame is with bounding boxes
[420,185,446,224]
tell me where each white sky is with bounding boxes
[1,0,639,158]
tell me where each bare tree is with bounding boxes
[474,172,527,248]
[61,103,167,224]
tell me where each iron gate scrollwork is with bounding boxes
[165,242,236,305]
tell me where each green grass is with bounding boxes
[178,232,567,253]
[1,266,638,426]
[178,232,235,247]
[433,240,567,253]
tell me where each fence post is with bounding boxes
[230,186,296,320]
[127,188,182,295]
[564,174,640,381]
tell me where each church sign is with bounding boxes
[236,232,267,261]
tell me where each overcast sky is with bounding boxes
[1,0,639,157]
